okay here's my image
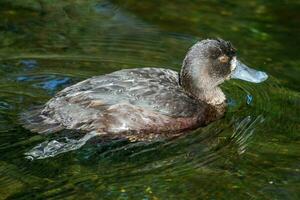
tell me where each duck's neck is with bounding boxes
[179,72,226,121]
[179,67,226,107]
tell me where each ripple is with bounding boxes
[16,74,74,94]
[19,59,38,70]
[0,101,12,110]
[25,131,100,160]
[231,115,264,154]
[94,1,121,17]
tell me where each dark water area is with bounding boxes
[0,0,299,199]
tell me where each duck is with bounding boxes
[22,39,268,143]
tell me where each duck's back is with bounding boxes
[22,68,209,139]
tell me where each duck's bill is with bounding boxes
[231,59,268,83]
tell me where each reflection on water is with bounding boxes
[0,0,299,199]
[25,131,101,160]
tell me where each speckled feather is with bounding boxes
[22,68,215,139]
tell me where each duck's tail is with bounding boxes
[20,106,64,134]
[25,131,104,160]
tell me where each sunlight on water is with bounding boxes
[231,115,264,154]
[25,131,101,160]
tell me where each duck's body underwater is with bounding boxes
[22,39,268,158]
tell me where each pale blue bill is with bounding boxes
[231,59,268,83]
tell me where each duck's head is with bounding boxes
[180,39,268,105]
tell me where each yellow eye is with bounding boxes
[218,55,229,63]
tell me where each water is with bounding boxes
[0,0,299,199]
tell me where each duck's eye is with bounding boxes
[218,55,229,64]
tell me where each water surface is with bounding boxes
[0,0,299,199]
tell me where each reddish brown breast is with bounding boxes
[92,102,226,142]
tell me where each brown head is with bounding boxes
[180,39,268,106]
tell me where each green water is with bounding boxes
[0,0,299,199]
